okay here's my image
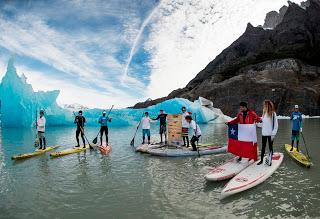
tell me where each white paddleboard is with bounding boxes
[205,157,254,181]
[221,152,283,199]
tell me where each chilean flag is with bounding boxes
[228,124,258,160]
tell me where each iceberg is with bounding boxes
[0,59,229,127]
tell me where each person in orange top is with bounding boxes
[227,102,262,161]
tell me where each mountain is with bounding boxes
[133,0,320,116]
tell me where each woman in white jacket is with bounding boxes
[257,100,278,166]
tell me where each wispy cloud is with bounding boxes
[144,0,304,99]
[0,0,304,108]
[0,0,157,107]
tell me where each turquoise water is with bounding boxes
[0,120,319,219]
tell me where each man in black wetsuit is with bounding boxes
[74,110,86,148]
[152,109,168,144]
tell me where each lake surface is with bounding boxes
[0,119,319,219]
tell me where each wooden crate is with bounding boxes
[167,114,182,145]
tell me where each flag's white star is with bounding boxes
[230,128,236,135]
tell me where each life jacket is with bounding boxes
[229,110,261,124]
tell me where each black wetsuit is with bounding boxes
[153,113,168,143]
[74,116,86,147]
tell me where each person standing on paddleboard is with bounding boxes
[98,111,112,146]
[290,105,302,152]
[228,102,261,161]
[37,110,46,150]
[141,112,152,144]
[74,110,86,148]
[257,100,278,165]
[152,109,168,144]
[181,106,191,147]
[185,115,201,151]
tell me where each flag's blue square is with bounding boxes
[228,124,238,140]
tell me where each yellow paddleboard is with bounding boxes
[284,144,312,168]
[50,144,96,158]
[12,146,60,160]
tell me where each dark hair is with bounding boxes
[79,110,83,114]
[160,109,164,111]
[145,112,149,114]
[185,115,192,120]
[239,102,247,108]
[181,106,186,110]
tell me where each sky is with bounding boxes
[0,0,303,108]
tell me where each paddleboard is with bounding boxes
[12,146,59,160]
[50,144,96,158]
[99,143,112,155]
[135,142,166,153]
[221,152,283,199]
[284,144,312,168]
[205,157,254,181]
[147,145,227,157]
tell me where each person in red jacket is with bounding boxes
[227,102,261,161]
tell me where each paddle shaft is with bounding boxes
[130,113,144,146]
[301,132,311,159]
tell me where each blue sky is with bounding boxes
[0,0,303,108]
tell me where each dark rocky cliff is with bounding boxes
[133,0,320,116]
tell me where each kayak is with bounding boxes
[284,144,312,168]
[205,157,254,181]
[221,152,283,199]
[11,146,59,160]
[50,144,96,158]
[146,145,227,157]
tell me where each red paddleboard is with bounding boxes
[99,142,112,155]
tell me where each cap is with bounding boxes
[103,111,106,114]
[294,105,299,109]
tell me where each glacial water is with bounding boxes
[0,119,319,219]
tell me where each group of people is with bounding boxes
[73,110,112,148]
[35,100,303,158]
[227,100,302,165]
[35,110,112,149]
[139,106,202,151]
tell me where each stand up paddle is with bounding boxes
[34,109,39,147]
[92,105,114,144]
[301,132,311,160]
[130,113,144,147]
[73,112,94,149]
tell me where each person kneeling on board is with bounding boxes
[99,111,112,146]
[74,110,86,148]
[37,110,47,150]
[152,109,168,144]
[257,100,278,166]
[141,112,152,144]
[290,105,302,152]
[227,102,261,161]
[185,115,201,151]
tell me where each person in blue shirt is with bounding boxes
[98,111,112,145]
[290,105,302,152]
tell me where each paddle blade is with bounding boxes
[34,138,39,147]
[92,137,98,144]
[130,138,135,147]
